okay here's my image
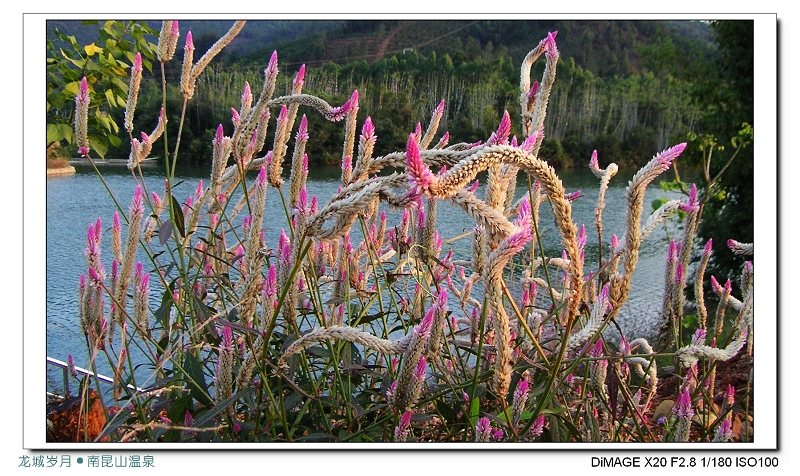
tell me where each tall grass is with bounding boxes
[58,21,753,443]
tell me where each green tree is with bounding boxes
[46,20,157,158]
[696,20,754,278]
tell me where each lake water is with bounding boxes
[46,163,684,389]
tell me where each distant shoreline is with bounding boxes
[46,165,75,176]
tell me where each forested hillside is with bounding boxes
[47,19,720,168]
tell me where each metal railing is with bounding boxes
[46,356,143,399]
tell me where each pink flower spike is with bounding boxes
[710,275,721,292]
[531,414,546,437]
[435,99,446,115]
[195,179,204,200]
[590,150,599,169]
[489,110,511,145]
[726,239,736,251]
[416,307,435,339]
[94,216,103,241]
[293,64,306,88]
[680,183,699,212]
[278,105,288,124]
[657,143,687,168]
[185,31,194,51]
[673,388,694,419]
[514,379,529,400]
[242,81,252,106]
[151,192,162,209]
[112,210,121,231]
[519,133,539,154]
[342,154,352,174]
[544,31,559,58]
[726,384,735,406]
[578,224,587,249]
[140,131,150,144]
[439,131,450,146]
[704,238,713,255]
[467,180,480,194]
[230,108,240,125]
[133,52,143,73]
[414,356,427,380]
[590,338,604,357]
[675,263,684,283]
[405,133,435,193]
[693,328,706,345]
[414,122,422,138]
[266,50,278,75]
[668,240,678,262]
[361,116,375,140]
[296,115,309,142]
[527,80,540,101]
[565,190,582,202]
[476,417,492,436]
[724,279,732,293]
[131,185,143,215]
[170,21,180,39]
[78,77,89,103]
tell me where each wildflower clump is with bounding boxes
[66,23,754,443]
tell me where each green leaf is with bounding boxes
[88,135,108,159]
[107,134,122,148]
[111,77,129,94]
[104,88,117,107]
[651,197,668,212]
[183,353,212,406]
[170,194,186,238]
[63,81,80,97]
[468,394,480,426]
[84,43,103,57]
[60,49,86,69]
[195,388,252,427]
[47,123,73,144]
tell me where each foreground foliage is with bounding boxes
[55,21,754,443]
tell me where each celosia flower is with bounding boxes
[713,419,733,442]
[329,90,359,122]
[530,414,546,437]
[527,80,540,104]
[361,116,375,141]
[266,50,278,76]
[406,134,435,195]
[296,114,309,142]
[394,410,413,442]
[520,129,543,153]
[544,31,559,58]
[125,52,143,132]
[241,81,252,115]
[692,328,706,345]
[674,388,694,419]
[475,417,493,442]
[565,190,582,202]
[488,110,511,145]
[414,355,427,381]
[74,77,90,156]
[293,64,306,89]
[679,183,699,212]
